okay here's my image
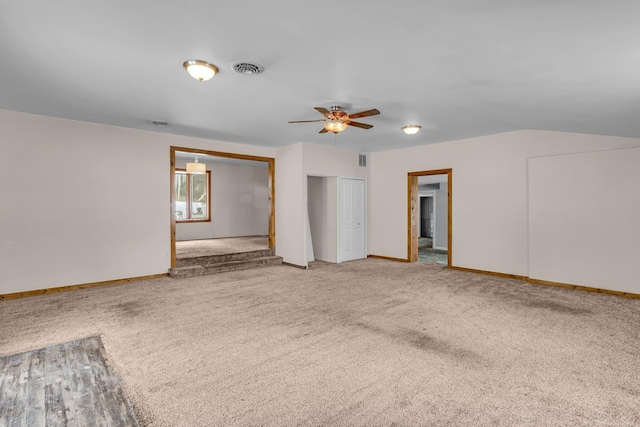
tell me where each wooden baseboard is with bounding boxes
[282,262,308,269]
[367,255,410,263]
[448,266,640,299]
[0,273,169,301]
[526,278,640,299]
[448,266,528,281]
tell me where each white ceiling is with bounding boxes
[1,1,639,152]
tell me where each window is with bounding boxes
[174,169,210,222]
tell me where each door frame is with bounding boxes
[170,146,275,268]
[408,169,452,266]
[337,176,367,264]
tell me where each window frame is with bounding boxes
[174,168,211,223]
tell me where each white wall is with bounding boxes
[275,143,369,267]
[275,143,305,266]
[528,147,640,293]
[174,159,269,241]
[0,110,369,292]
[303,143,369,267]
[307,176,338,263]
[0,109,275,294]
[370,130,640,288]
[6,109,638,295]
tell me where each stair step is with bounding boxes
[169,255,283,279]
[176,248,275,267]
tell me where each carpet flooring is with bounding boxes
[175,236,268,258]
[1,259,639,426]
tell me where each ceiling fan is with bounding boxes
[288,105,380,134]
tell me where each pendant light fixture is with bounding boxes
[183,60,219,82]
[186,157,206,174]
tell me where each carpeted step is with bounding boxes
[169,255,283,278]
[176,248,275,268]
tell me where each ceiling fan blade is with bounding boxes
[347,121,373,129]
[319,128,329,133]
[288,119,326,123]
[348,108,380,119]
[314,107,332,118]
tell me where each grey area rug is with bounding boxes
[0,259,639,426]
[0,336,138,426]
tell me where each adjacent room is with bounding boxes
[170,149,279,277]
[416,173,449,266]
[1,1,639,426]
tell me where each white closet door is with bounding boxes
[339,178,366,262]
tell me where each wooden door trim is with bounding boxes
[170,147,276,268]
[407,169,452,266]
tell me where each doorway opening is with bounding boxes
[408,169,452,266]
[307,176,338,263]
[306,176,367,265]
[170,147,275,268]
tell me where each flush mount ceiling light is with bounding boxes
[186,157,206,174]
[402,125,422,135]
[183,60,219,81]
[324,120,348,134]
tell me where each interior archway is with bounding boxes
[170,146,275,268]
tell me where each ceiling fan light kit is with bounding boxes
[183,60,219,81]
[402,125,421,135]
[324,120,348,133]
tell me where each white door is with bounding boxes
[339,178,366,262]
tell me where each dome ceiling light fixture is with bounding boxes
[402,125,422,135]
[183,60,219,82]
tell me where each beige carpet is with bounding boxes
[1,259,639,426]
[176,236,268,258]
